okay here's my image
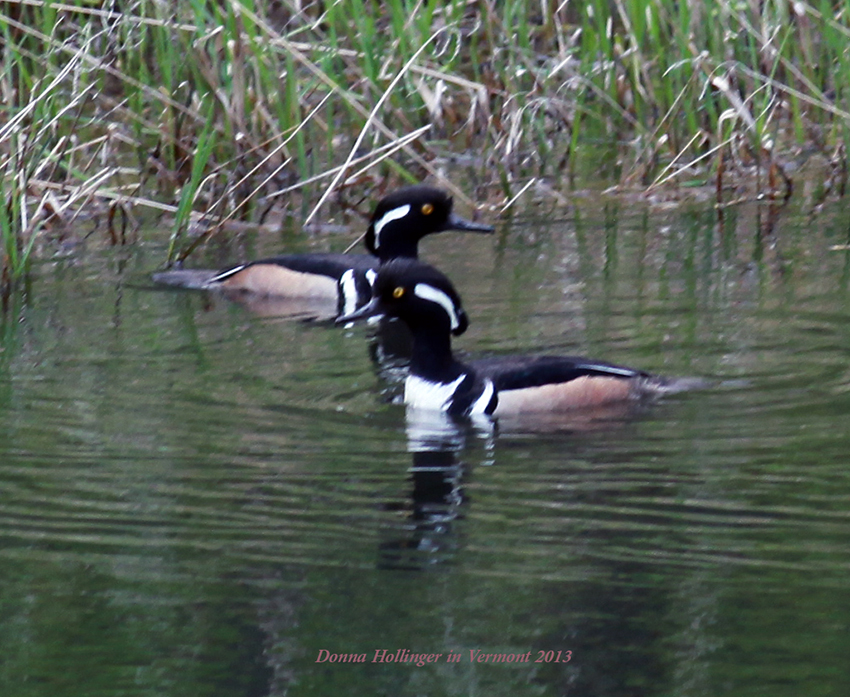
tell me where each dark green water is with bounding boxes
[2,198,850,696]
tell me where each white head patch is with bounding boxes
[373,204,411,249]
[414,283,461,331]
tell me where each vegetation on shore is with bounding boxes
[1,0,849,294]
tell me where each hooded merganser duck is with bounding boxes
[152,186,493,315]
[337,259,698,417]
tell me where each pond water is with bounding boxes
[2,196,850,696]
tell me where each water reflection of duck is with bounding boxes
[152,186,493,319]
[339,259,702,419]
[378,408,492,570]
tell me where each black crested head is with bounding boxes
[359,258,469,336]
[365,185,493,260]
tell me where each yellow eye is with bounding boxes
[392,286,405,299]
[421,203,434,215]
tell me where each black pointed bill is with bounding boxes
[336,295,383,325]
[443,212,494,234]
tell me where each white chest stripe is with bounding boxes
[469,378,495,415]
[339,269,358,316]
[414,283,460,331]
[365,268,377,288]
[405,374,466,412]
[373,204,411,249]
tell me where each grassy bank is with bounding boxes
[1,0,849,289]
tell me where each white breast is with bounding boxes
[405,374,466,412]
